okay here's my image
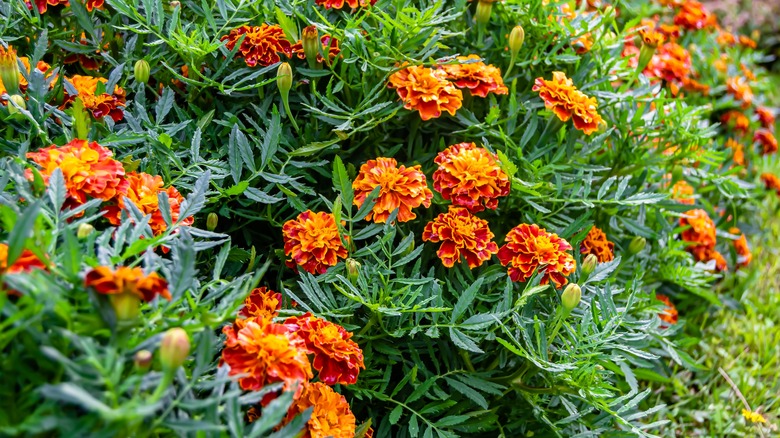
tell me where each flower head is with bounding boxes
[239,287,282,320]
[679,209,716,250]
[579,226,614,263]
[315,0,375,9]
[85,266,171,301]
[671,180,695,204]
[755,129,778,155]
[63,75,126,122]
[26,0,69,13]
[221,25,292,68]
[352,157,433,223]
[761,173,780,196]
[0,244,47,295]
[432,142,510,212]
[756,107,775,130]
[639,27,666,49]
[673,0,717,30]
[742,409,766,424]
[738,36,757,49]
[281,382,356,438]
[729,227,751,267]
[532,71,604,135]
[726,77,753,108]
[283,211,348,275]
[656,294,678,325]
[726,139,745,167]
[292,34,340,63]
[440,55,508,98]
[690,246,728,271]
[716,30,736,46]
[388,65,463,121]
[422,206,499,268]
[721,110,750,134]
[497,224,576,288]
[645,42,692,85]
[285,313,364,385]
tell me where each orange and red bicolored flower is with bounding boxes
[497,224,576,288]
[671,180,695,205]
[738,35,757,49]
[315,0,375,9]
[755,129,778,155]
[221,25,293,67]
[283,211,348,275]
[26,0,69,13]
[285,313,364,386]
[726,77,753,108]
[721,110,750,135]
[239,287,282,320]
[679,209,716,250]
[0,243,47,295]
[656,294,678,325]
[761,173,780,196]
[63,75,126,122]
[729,227,752,267]
[422,206,498,268]
[352,157,433,223]
[672,0,717,30]
[280,382,356,438]
[432,142,510,212]
[690,246,728,271]
[388,65,463,121]
[440,55,508,98]
[579,226,614,263]
[532,71,604,135]
[756,107,775,130]
[84,266,171,301]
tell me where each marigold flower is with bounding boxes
[291,34,340,63]
[0,244,47,296]
[738,35,757,49]
[726,77,753,108]
[63,75,126,122]
[440,55,508,98]
[721,110,750,135]
[713,54,729,73]
[673,0,717,30]
[756,107,775,130]
[679,209,716,250]
[285,313,364,385]
[221,25,293,68]
[656,294,678,325]
[422,206,498,268]
[432,142,510,212]
[85,266,171,301]
[352,157,432,223]
[102,172,193,236]
[388,65,463,121]
[532,71,604,135]
[63,34,104,70]
[716,31,736,46]
[681,77,709,95]
[26,0,69,14]
[646,42,691,85]
[742,409,766,424]
[497,223,576,288]
[281,382,356,438]
[283,211,348,275]
[690,246,728,271]
[740,63,756,81]
[221,316,313,393]
[315,0,375,9]
[725,138,745,167]
[580,226,615,263]
[239,287,282,320]
[27,139,128,211]
[729,227,751,267]
[639,28,665,49]
[671,180,695,204]
[761,172,780,196]
[755,129,778,155]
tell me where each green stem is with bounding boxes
[459,349,476,372]
[149,369,175,403]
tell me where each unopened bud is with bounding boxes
[302,25,320,69]
[561,283,581,312]
[671,165,683,183]
[134,349,153,371]
[475,0,493,27]
[170,0,180,8]
[0,45,20,95]
[581,254,597,276]
[159,327,190,371]
[277,62,293,96]
[346,258,360,283]
[110,292,141,321]
[8,94,25,114]
[508,25,525,56]
[134,59,150,84]
[77,222,95,238]
[628,236,646,255]
[206,212,218,231]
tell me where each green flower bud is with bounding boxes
[110,292,141,321]
[206,212,218,231]
[346,258,360,283]
[134,349,153,371]
[561,283,581,312]
[77,223,95,239]
[134,59,150,84]
[277,62,293,96]
[475,0,493,28]
[671,165,683,183]
[0,46,21,96]
[7,94,25,114]
[159,328,190,371]
[301,25,321,70]
[508,25,525,57]
[581,254,597,276]
[628,236,647,255]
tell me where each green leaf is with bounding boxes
[332,155,353,208]
[6,200,41,267]
[451,278,484,323]
[389,404,403,425]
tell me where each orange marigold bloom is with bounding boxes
[0,243,47,276]
[725,138,745,167]
[283,211,348,275]
[281,382,356,438]
[639,27,666,48]
[673,0,717,30]
[532,71,604,135]
[26,139,128,210]
[84,266,171,301]
[221,316,313,392]
[440,55,508,98]
[63,75,126,122]
[755,129,778,155]
[422,206,499,268]
[572,33,595,54]
[497,223,576,288]
[671,180,695,204]
[387,65,463,121]
[757,107,775,130]
[580,226,614,263]
[740,63,756,81]
[761,172,780,196]
[315,0,375,9]
[221,25,293,68]
[726,77,753,108]
[716,30,737,46]
[432,142,510,212]
[721,110,750,134]
[656,294,678,325]
[646,42,691,85]
[713,54,729,73]
[729,227,752,267]
[239,287,282,320]
[26,0,69,13]
[352,157,432,223]
[681,77,709,95]
[738,35,757,49]
[690,246,728,271]
[291,34,341,63]
[102,172,193,236]
[284,313,364,385]
[679,209,716,250]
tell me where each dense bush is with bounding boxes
[0,0,777,436]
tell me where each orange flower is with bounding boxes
[26,139,128,210]
[239,287,282,320]
[756,107,775,130]
[102,172,193,236]
[639,27,666,49]
[720,110,750,134]
[673,0,717,30]
[580,226,614,263]
[755,129,778,155]
[63,75,126,122]
[656,294,678,325]
[690,246,728,271]
[84,266,171,301]
[221,316,313,392]
[646,42,691,85]
[740,63,756,81]
[388,65,463,121]
[291,34,341,63]
[283,211,348,275]
[432,142,510,212]
[738,35,757,49]
[281,382,356,438]
[679,209,716,250]
[725,139,745,167]
[713,54,729,73]
[221,25,293,68]
[497,223,576,288]
[0,243,47,295]
[532,71,604,135]
[284,313,364,385]
[716,30,736,46]
[352,157,433,223]
[671,180,695,204]
[315,0,375,9]
[681,77,709,95]
[726,77,753,108]
[761,173,780,196]
[729,227,751,267]
[440,55,508,98]
[422,206,498,268]
[26,0,69,13]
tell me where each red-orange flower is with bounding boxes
[738,35,757,49]
[755,129,778,155]
[726,139,745,167]
[239,287,282,320]
[284,313,364,385]
[579,226,614,263]
[721,110,750,134]
[671,180,695,204]
[388,65,463,121]
[532,71,604,135]
[440,55,508,98]
[102,172,193,236]
[63,75,126,122]
[432,142,510,212]
[756,107,775,130]
[690,246,728,271]
[673,0,717,30]
[729,227,751,267]
[221,316,313,392]
[497,223,576,288]
[656,294,678,325]
[84,266,171,301]
[761,173,780,196]
[716,30,736,46]
[283,211,348,275]
[0,243,48,294]
[352,157,432,223]
[315,0,375,9]
[726,77,753,108]
[26,139,128,211]
[63,33,103,70]
[422,206,498,268]
[646,42,691,85]
[679,209,716,250]
[292,34,340,63]
[281,382,356,438]
[26,0,69,13]
[221,25,292,68]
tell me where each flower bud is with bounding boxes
[206,212,218,231]
[7,94,25,114]
[508,25,525,57]
[561,283,581,312]
[581,254,597,276]
[77,223,95,238]
[628,236,646,255]
[277,62,293,96]
[134,349,153,371]
[475,0,493,28]
[302,25,320,69]
[346,258,360,283]
[134,59,150,84]
[110,292,141,321]
[159,327,190,371]
[0,45,20,96]
[671,165,683,183]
